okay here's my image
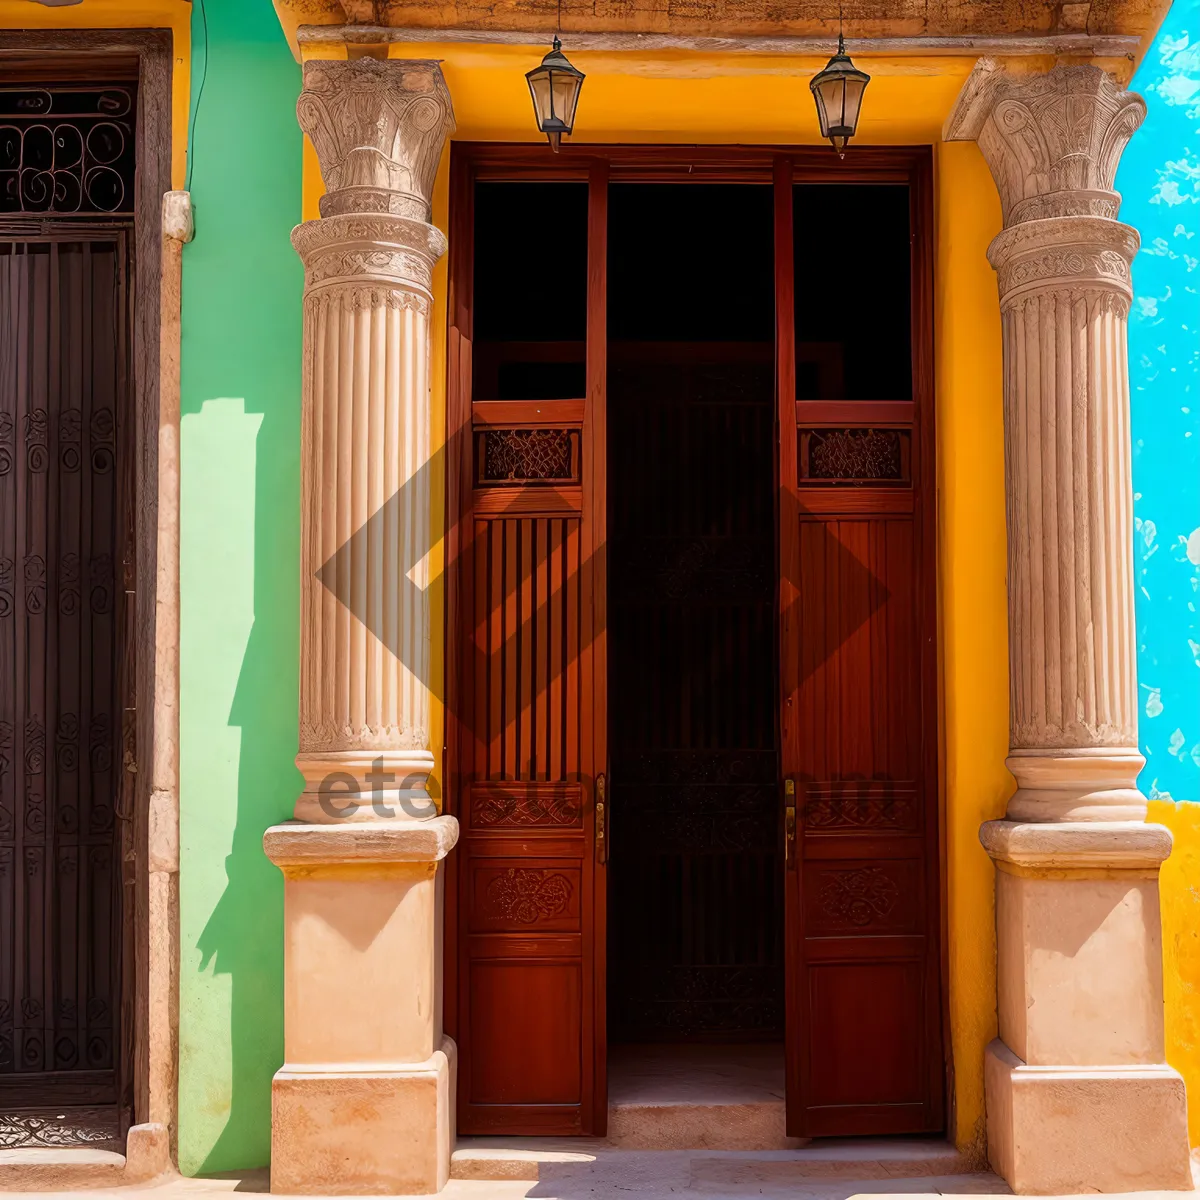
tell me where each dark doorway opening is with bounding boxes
[606,183,783,1045]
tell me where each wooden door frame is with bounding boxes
[0,29,173,1146]
[444,142,944,1132]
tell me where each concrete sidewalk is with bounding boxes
[2,1137,1197,1200]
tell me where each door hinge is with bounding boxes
[784,778,796,869]
[595,773,607,866]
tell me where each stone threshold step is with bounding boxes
[0,1148,127,1191]
[451,1136,975,1183]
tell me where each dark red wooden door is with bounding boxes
[776,157,943,1137]
[0,235,131,1141]
[448,160,608,1135]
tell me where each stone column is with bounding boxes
[263,58,459,1196]
[946,61,1192,1194]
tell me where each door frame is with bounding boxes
[0,30,173,1146]
[444,142,944,1133]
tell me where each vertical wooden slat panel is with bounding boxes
[518,518,533,780]
[549,519,563,782]
[503,521,518,780]
[564,517,580,780]
[535,520,549,780]
[473,520,488,782]
[488,521,503,780]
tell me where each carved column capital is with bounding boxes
[296,57,455,222]
[945,60,1145,228]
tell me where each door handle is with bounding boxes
[596,773,607,865]
[784,778,796,870]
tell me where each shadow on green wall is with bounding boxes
[192,473,302,1174]
[179,0,304,1174]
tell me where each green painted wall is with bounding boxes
[178,0,303,1175]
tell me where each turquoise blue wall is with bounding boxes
[178,0,302,1174]
[1121,0,1200,802]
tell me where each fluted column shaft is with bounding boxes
[991,213,1143,819]
[289,58,454,822]
[947,60,1149,821]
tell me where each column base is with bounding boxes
[271,1037,457,1195]
[985,1039,1191,1194]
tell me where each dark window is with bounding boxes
[794,184,911,400]
[472,181,588,400]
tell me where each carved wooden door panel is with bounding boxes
[448,160,607,1135]
[0,235,131,1142]
[776,159,943,1136]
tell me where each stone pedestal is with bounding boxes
[265,821,458,1195]
[946,61,1192,1194]
[982,822,1189,1193]
[265,57,458,1196]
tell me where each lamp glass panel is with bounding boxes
[812,85,831,137]
[815,75,849,134]
[840,76,868,134]
[552,70,582,131]
[528,70,554,129]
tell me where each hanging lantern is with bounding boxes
[527,37,585,153]
[810,33,870,157]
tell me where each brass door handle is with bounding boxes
[596,774,607,865]
[785,778,796,869]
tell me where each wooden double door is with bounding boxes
[446,147,942,1139]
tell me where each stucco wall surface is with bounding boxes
[177,0,303,1175]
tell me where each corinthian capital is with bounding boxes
[944,60,1144,227]
[297,58,455,222]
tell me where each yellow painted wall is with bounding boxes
[0,0,191,188]
[934,141,1010,1159]
[297,41,1013,1156]
[1151,799,1200,1146]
